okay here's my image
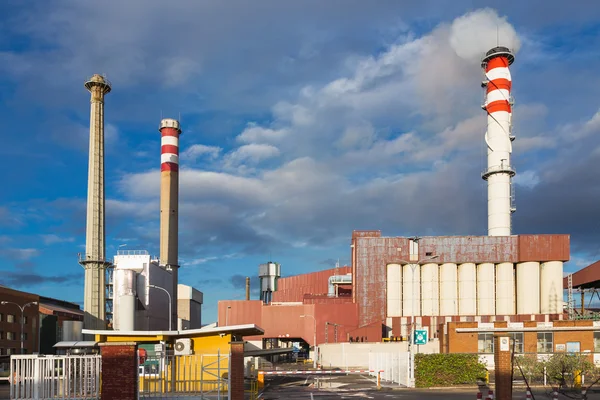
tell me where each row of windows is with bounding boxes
[0,313,27,324]
[0,348,18,355]
[0,331,26,340]
[478,332,600,353]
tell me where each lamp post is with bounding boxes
[226,306,231,326]
[1,301,38,354]
[397,254,439,387]
[300,314,317,369]
[148,284,172,331]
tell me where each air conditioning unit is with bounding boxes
[174,338,193,355]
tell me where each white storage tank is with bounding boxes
[386,264,402,317]
[115,268,136,331]
[402,263,421,316]
[476,263,495,315]
[421,263,439,316]
[540,261,564,314]
[495,262,515,315]
[517,262,540,314]
[439,263,458,315]
[458,263,477,315]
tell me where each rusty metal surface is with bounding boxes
[354,236,410,327]
[564,260,600,289]
[272,266,351,302]
[517,234,570,262]
[352,230,382,238]
[418,236,518,263]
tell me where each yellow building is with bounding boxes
[84,323,263,397]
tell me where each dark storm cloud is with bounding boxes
[1,272,80,287]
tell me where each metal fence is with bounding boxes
[368,352,410,387]
[10,354,101,400]
[139,351,230,398]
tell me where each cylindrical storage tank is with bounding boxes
[458,263,477,315]
[439,263,458,316]
[540,261,564,314]
[421,263,439,316]
[402,264,421,316]
[477,263,496,315]
[495,262,515,315]
[386,264,402,317]
[517,262,540,314]
[115,269,136,331]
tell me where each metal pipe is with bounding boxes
[1,301,37,354]
[245,277,250,300]
[148,285,172,331]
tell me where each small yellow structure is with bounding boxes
[84,324,263,395]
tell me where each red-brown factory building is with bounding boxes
[219,230,570,350]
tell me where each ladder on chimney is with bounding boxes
[567,273,575,320]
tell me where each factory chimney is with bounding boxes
[159,118,181,330]
[481,47,516,236]
[245,277,250,300]
[80,74,111,330]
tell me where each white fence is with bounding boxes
[368,352,410,387]
[10,354,101,400]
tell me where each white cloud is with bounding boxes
[182,144,222,161]
[40,234,75,245]
[0,248,40,261]
[224,144,280,168]
[513,170,541,189]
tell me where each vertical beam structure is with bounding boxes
[481,47,516,236]
[159,118,181,331]
[80,74,111,330]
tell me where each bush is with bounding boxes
[415,353,488,388]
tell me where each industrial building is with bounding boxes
[218,46,573,353]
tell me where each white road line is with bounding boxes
[310,392,314,400]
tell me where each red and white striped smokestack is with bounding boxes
[481,46,516,236]
[159,118,181,330]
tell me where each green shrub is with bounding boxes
[415,353,488,388]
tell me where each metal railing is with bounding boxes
[10,354,101,400]
[139,351,229,398]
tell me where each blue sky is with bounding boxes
[1,1,600,322]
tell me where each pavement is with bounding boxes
[260,375,600,399]
[0,382,8,400]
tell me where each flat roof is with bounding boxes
[53,341,98,348]
[82,323,264,338]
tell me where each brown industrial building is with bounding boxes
[219,230,570,349]
[0,286,40,359]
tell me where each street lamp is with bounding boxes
[397,254,439,387]
[300,314,317,369]
[1,301,38,354]
[148,285,172,331]
[226,306,231,326]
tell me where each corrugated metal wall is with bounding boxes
[272,266,352,302]
[518,235,570,262]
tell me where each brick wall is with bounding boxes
[100,342,138,400]
[447,322,478,353]
[494,335,512,400]
[230,341,244,400]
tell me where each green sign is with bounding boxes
[414,329,428,345]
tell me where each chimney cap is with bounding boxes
[159,118,182,133]
[481,46,514,66]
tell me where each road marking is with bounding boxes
[304,376,309,385]
[310,393,314,400]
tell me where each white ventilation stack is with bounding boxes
[481,47,516,236]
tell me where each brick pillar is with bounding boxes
[230,341,245,400]
[494,335,512,400]
[99,342,138,400]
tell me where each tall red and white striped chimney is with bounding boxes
[159,118,181,330]
[481,46,516,236]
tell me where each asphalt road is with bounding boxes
[0,382,8,400]
[260,375,600,400]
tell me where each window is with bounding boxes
[509,332,524,353]
[595,332,600,352]
[22,316,27,325]
[21,333,27,341]
[0,348,3,355]
[0,313,3,321]
[6,332,15,341]
[6,348,12,355]
[537,332,553,353]
[7,314,15,323]
[478,333,494,353]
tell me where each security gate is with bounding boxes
[10,354,101,399]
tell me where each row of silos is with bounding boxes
[385,261,563,317]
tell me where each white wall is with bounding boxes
[318,341,439,368]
